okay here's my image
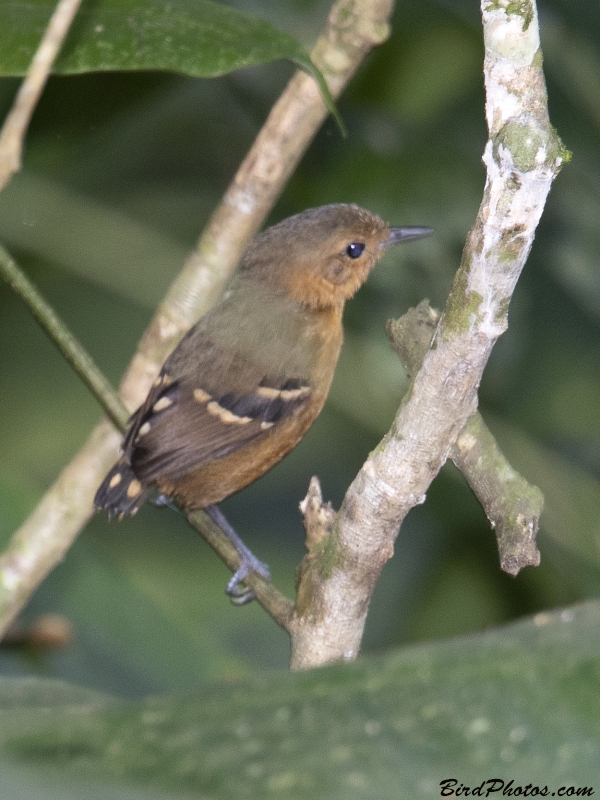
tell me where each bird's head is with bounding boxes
[242,204,432,309]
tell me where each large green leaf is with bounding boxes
[1,601,599,798]
[0,0,339,124]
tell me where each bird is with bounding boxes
[95,204,432,599]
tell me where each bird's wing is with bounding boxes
[123,347,313,483]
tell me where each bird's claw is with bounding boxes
[226,557,271,605]
[153,494,182,514]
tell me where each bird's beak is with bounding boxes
[384,226,434,249]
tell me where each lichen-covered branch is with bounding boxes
[452,415,542,574]
[0,0,396,638]
[387,301,542,576]
[289,0,567,670]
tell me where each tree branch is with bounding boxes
[452,414,542,575]
[289,0,567,670]
[0,0,396,638]
[387,301,542,576]
[0,0,83,191]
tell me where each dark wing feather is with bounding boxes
[124,363,312,484]
[94,458,153,519]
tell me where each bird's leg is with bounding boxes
[155,496,270,602]
[154,494,179,511]
[204,504,271,604]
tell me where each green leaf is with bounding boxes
[1,601,600,797]
[0,0,342,129]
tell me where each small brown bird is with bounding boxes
[95,204,432,597]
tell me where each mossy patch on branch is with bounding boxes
[483,0,534,31]
[495,121,568,173]
[442,268,483,339]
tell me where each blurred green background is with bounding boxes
[1,0,599,697]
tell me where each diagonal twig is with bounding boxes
[0,243,128,431]
[0,0,83,192]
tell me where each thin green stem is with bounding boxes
[0,242,128,432]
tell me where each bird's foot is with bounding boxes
[205,504,271,604]
[226,556,271,605]
[154,494,181,513]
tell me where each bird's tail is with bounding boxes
[94,458,152,520]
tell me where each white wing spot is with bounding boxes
[153,396,173,412]
[255,385,310,401]
[256,386,281,399]
[207,400,252,425]
[280,386,310,401]
[127,479,142,498]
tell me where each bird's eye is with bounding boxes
[345,242,365,259]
